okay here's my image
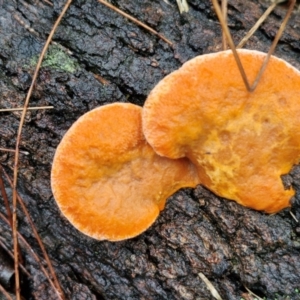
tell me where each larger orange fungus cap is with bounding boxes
[143,49,300,213]
[51,103,199,241]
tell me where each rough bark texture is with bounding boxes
[0,0,300,299]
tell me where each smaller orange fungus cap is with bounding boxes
[143,49,300,213]
[51,103,199,241]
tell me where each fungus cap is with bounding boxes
[143,49,300,213]
[51,103,199,241]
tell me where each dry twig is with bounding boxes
[176,0,189,13]
[222,0,228,50]
[198,272,223,300]
[43,0,53,6]
[0,148,29,155]
[0,283,13,300]
[290,211,299,223]
[0,106,53,112]
[237,0,286,48]
[97,0,173,46]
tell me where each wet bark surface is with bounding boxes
[0,0,300,299]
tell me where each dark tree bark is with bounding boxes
[0,0,300,299]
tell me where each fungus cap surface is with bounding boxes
[143,49,300,213]
[51,103,199,241]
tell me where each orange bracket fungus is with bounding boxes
[143,49,300,213]
[51,103,199,241]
